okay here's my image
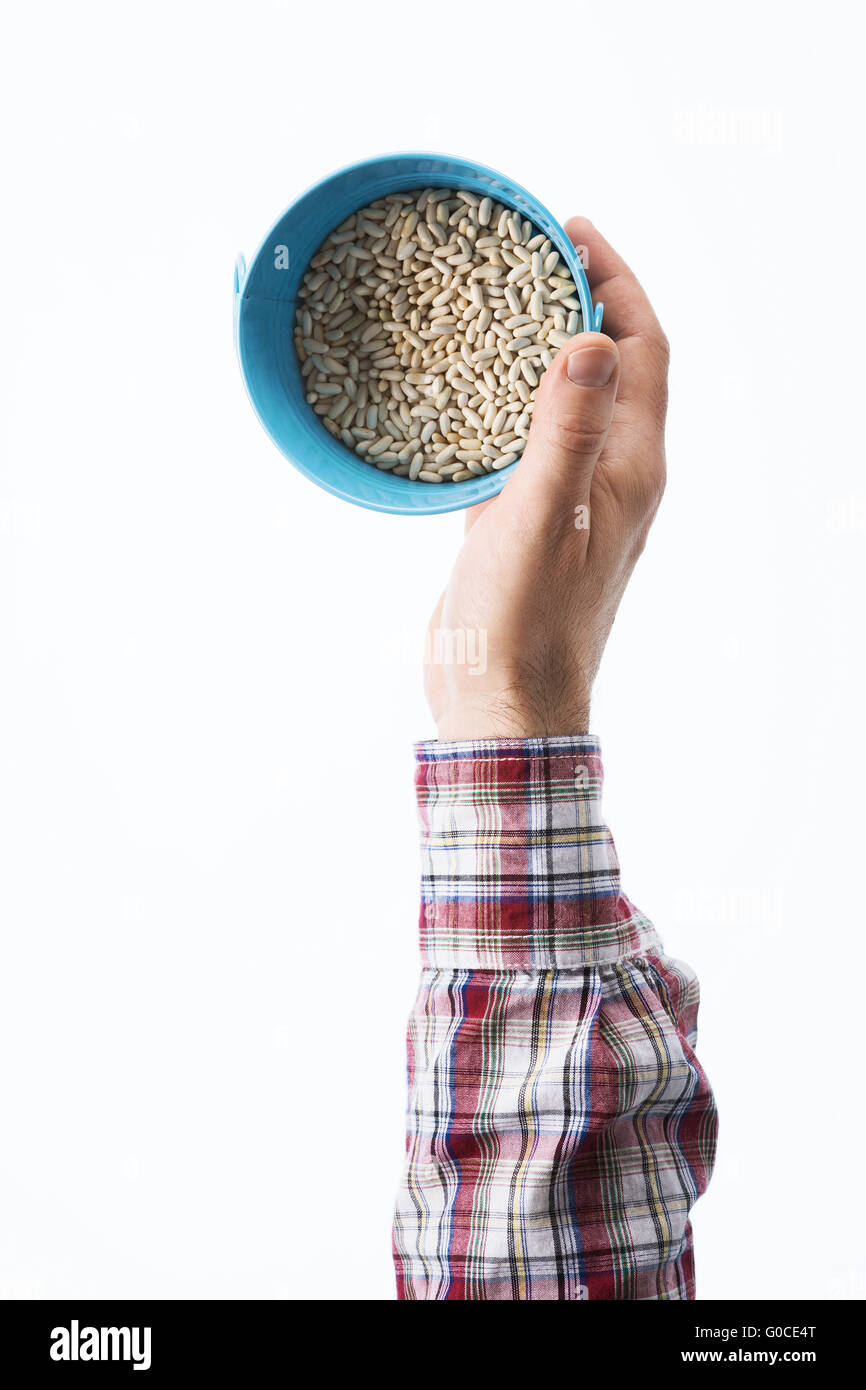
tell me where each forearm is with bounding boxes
[393,735,717,1301]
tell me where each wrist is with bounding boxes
[434,691,592,742]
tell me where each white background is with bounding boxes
[1,0,863,1301]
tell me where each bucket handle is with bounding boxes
[232,247,601,347]
[233,253,247,352]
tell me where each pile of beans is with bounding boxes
[294,189,582,482]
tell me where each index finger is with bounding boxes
[565,218,667,346]
[565,216,669,423]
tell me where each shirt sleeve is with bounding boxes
[392,735,718,1301]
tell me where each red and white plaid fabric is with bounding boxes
[393,736,718,1300]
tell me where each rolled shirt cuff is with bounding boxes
[415,735,661,971]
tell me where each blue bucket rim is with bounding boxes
[235,151,602,516]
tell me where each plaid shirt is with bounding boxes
[393,736,717,1301]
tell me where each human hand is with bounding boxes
[425,218,670,740]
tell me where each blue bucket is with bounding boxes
[234,153,603,516]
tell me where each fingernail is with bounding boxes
[566,347,617,388]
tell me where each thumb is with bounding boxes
[512,333,620,499]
